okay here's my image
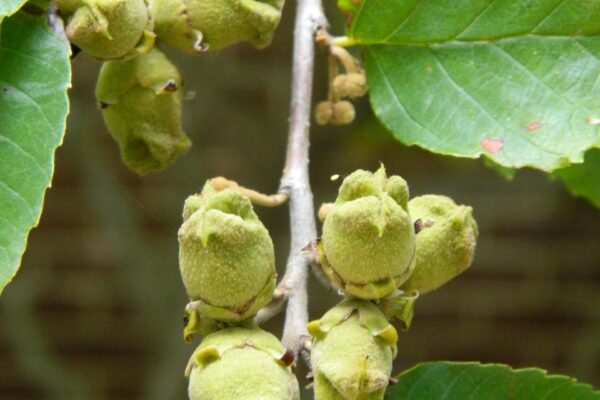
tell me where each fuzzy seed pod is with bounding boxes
[153,0,284,53]
[332,73,368,99]
[308,299,398,400]
[400,195,478,294]
[315,101,334,125]
[178,181,276,322]
[95,47,191,175]
[331,101,355,125]
[57,0,155,60]
[320,165,416,299]
[186,327,300,400]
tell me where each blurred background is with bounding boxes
[1,2,600,399]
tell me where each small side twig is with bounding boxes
[210,176,289,207]
[254,287,289,325]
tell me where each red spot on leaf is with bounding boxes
[526,122,543,132]
[480,138,503,154]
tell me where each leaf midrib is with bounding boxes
[351,33,600,47]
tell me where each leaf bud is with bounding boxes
[332,73,368,99]
[400,195,478,294]
[57,0,155,60]
[319,165,416,299]
[153,0,284,53]
[331,101,356,125]
[95,47,191,175]
[308,299,397,400]
[178,181,276,322]
[187,327,300,400]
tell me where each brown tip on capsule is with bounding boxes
[162,79,179,92]
[414,218,434,234]
[280,348,295,366]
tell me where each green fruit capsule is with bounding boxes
[308,299,398,400]
[401,195,478,294]
[186,327,299,400]
[95,47,191,175]
[153,0,284,53]
[178,181,276,322]
[320,165,416,299]
[57,0,155,60]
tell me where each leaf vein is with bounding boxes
[428,48,566,159]
[0,47,64,77]
[453,0,497,40]
[531,0,568,33]
[491,42,595,115]
[0,135,50,181]
[441,369,469,400]
[0,79,55,136]
[381,0,424,43]
[0,180,35,222]
[368,47,443,145]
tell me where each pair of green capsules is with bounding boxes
[178,166,478,399]
[309,165,478,399]
[57,0,284,175]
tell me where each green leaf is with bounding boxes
[554,148,600,208]
[483,157,516,180]
[346,0,600,171]
[0,12,71,294]
[0,1,27,18]
[387,362,600,399]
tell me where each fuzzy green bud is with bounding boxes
[331,101,355,125]
[333,73,368,99]
[308,299,397,400]
[401,195,478,294]
[95,47,191,175]
[187,327,299,400]
[57,0,155,60]
[153,0,284,53]
[315,101,334,125]
[320,165,416,299]
[178,181,276,322]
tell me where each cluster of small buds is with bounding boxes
[177,179,299,399]
[314,100,355,125]
[314,41,369,126]
[57,0,285,175]
[308,165,478,399]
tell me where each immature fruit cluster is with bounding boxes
[58,0,284,174]
[309,166,478,399]
[177,180,299,399]
[315,45,369,126]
